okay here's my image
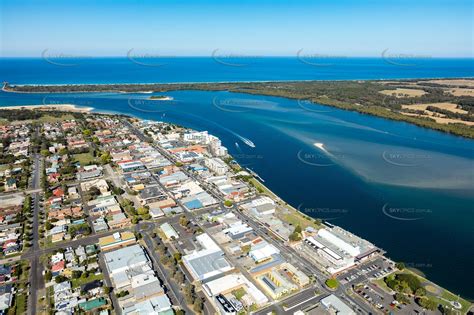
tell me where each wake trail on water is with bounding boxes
[173,111,256,148]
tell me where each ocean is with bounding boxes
[1,57,473,84]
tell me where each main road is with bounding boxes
[26,143,43,315]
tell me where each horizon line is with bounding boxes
[1,55,473,59]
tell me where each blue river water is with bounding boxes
[0,58,473,299]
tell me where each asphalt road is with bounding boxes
[27,151,42,315]
[136,222,193,314]
[98,252,122,314]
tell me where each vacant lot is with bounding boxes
[379,88,427,98]
[424,79,474,87]
[73,152,95,166]
[446,88,474,97]
[401,102,468,114]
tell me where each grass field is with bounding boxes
[73,152,96,166]
[371,277,394,293]
[279,210,319,230]
[387,270,472,313]
[13,292,27,315]
[71,273,103,289]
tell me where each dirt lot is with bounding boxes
[401,102,468,114]
[379,88,427,98]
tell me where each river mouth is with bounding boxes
[1,88,473,299]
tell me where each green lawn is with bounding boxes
[325,278,339,289]
[14,293,27,315]
[71,273,103,289]
[434,288,472,313]
[73,152,96,166]
[371,277,393,293]
[388,270,472,313]
[18,260,30,281]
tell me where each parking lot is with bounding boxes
[338,257,395,286]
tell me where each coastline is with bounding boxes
[3,76,474,89]
[4,78,473,139]
[0,104,93,113]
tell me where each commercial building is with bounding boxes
[249,241,280,263]
[138,185,168,205]
[303,225,378,274]
[255,269,298,299]
[103,244,154,289]
[204,157,229,175]
[160,223,179,239]
[320,294,356,315]
[103,245,173,314]
[98,231,136,252]
[202,273,268,306]
[117,160,146,173]
[223,222,253,240]
[122,295,173,315]
[182,234,233,281]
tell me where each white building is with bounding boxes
[103,245,153,289]
[304,226,377,274]
[321,294,356,315]
[204,157,229,175]
[202,273,268,306]
[183,131,210,144]
[209,135,228,157]
[249,241,280,263]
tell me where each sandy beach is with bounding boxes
[0,104,93,113]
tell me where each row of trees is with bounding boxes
[155,236,204,313]
[385,272,440,311]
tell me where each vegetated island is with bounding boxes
[4,78,474,138]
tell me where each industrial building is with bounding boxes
[182,234,233,281]
[304,225,378,274]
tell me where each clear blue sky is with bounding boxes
[1,0,472,57]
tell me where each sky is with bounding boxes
[1,0,473,57]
